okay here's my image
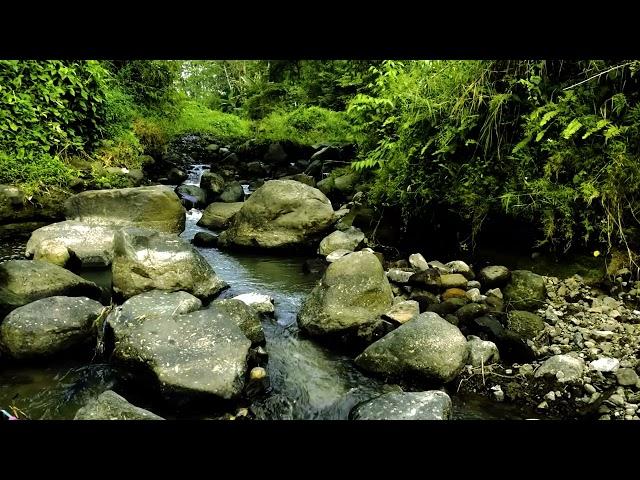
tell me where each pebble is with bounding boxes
[615,368,639,386]
[537,401,548,410]
[599,415,611,420]
[491,385,504,402]
[467,280,481,289]
[625,415,634,420]
[584,384,596,394]
[590,357,619,372]
[544,391,556,402]
[609,394,625,407]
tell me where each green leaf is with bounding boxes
[539,109,559,127]
[562,119,583,139]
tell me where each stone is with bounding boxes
[590,357,620,373]
[466,335,500,367]
[486,288,503,299]
[218,181,244,203]
[467,281,481,289]
[440,274,468,289]
[442,288,467,300]
[383,300,420,324]
[191,232,218,248]
[616,368,639,386]
[298,251,393,340]
[428,298,469,317]
[387,268,414,284]
[218,180,335,250]
[408,253,429,272]
[232,292,275,314]
[478,265,511,288]
[209,299,265,345]
[111,227,227,300]
[503,270,546,311]
[26,221,118,267]
[355,312,469,383]
[445,260,473,279]
[455,303,488,324]
[114,308,251,399]
[200,171,225,197]
[465,288,484,303]
[281,174,316,188]
[333,173,359,194]
[166,167,187,184]
[64,185,186,234]
[505,310,545,340]
[264,142,288,164]
[318,227,365,256]
[408,269,442,289]
[0,260,102,318]
[175,184,208,208]
[197,202,244,230]
[535,354,585,384]
[0,296,104,359]
[326,249,352,263]
[74,390,164,420]
[350,391,452,420]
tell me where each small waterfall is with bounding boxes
[183,164,209,186]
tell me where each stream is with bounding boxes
[0,164,541,420]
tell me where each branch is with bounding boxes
[563,62,635,91]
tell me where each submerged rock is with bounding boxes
[355,312,469,383]
[350,391,452,420]
[74,390,164,420]
[111,227,227,300]
[0,296,104,359]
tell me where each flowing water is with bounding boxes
[0,167,541,420]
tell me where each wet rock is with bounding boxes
[26,221,118,267]
[472,315,535,362]
[197,202,244,230]
[111,227,227,300]
[74,390,164,420]
[505,310,545,340]
[200,171,225,197]
[175,185,208,208]
[409,253,429,272]
[387,268,414,284]
[298,251,393,340]
[0,296,104,359]
[64,185,186,234]
[191,232,218,248]
[535,354,585,384]
[318,227,365,256]
[350,391,452,420]
[219,181,244,203]
[478,265,510,288]
[114,308,251,399]
[503,270,546,311]
[246,366,270,397]
[232,292,274,315]
[326,249,352,263]
[209,299,265,345]
[218,180,335,250]
[466,335,500,367]
[303,258,326,274]
[0,260,102,318]
[166,167,188,185]
[383,300,420,324]
[355,312,469,383]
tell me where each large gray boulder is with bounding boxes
[218,180,335,250]
[0,296,104,359]
[111,227,227,300]
[298,251,393,339]
[355,312,469,383]
[25,221,118,267]
[197,202,244,230]
[317,227,365,256]
[74,390,164,420]
[64,185,186,234]
[503,270,547,311]
[0,260,102,318]
[351,391,452,420]
[114,309,251,399]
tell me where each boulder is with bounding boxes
[534,354,585,384]
[218,180,335,250]
[281,174,316,188]
[166,167,187,184]
[219,181,244,203]
[32,239,71,267]
[326,249,352,263]
[466,335,500,367]
[318,227,365,256]
[191,232,218,248]
[409,269,442,290]
[387,268,414,284]
[505,310,545,340]
[175,185,208,208]
[445,260,473,279]
[26,221,118,267]
[298,251,393,339]
[333,172,359,194]
[111,227,227,300]
[64,185,186,234]
[503,270,546,311]
[74,390,164,420]
[440,274,468,289]
[351,391,452,420]
[264,142,288,164]
[0,260,102,318]
[478,265,511,288]
[209,299,265,345]
[408,253,429,272]
[114,308,251,399]
[232,293,275,315]
[197,202,244,230]
[355,312,469,383]
[471,315,535,362]
[200,171,225,197]
[0,296,104,359]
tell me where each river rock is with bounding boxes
[355,312,469,383]
[455,303,488,323]
[232,293,275,315]
[589,357,620,373]
[466,335,500,367]
[472,315,536,362]
[166,167,188,184]
[408,253,429,272]
[26,221,118,267]
[298,251,393,340]
[333,172,359,194]
[218,180,335,250]
[32,239,71,267]
[440,273,468,289]
[175,185,208,208]
[111,227,227,300]
[387,268,414,284]
[114,308,251,399]
[209,299,265,345]
[505,310,545,340]
[0,260,102,318]
[200,171,225,197]
[0,296,104,359]
[191,232,218,248]
[535,354,585,384]
[383,300,420,324]
[445,261,473,279]
[74,390,164,420]
[350,391,452,420]
[326,249,352,263]
[503,270,546,311]
[441,288,465,300]
[197,202,244,230]
[409,269,442,290]
[264,142,288,164]
[219,181,244,203]
[318,227,365,256]
[478,265,511,288]
[615,368,639,386]
[281,174,316,188]
[64,185,186,234]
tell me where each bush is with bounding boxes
[161,101,252,142]
[0,150,77,194]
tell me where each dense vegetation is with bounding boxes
[3,59,640,266]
